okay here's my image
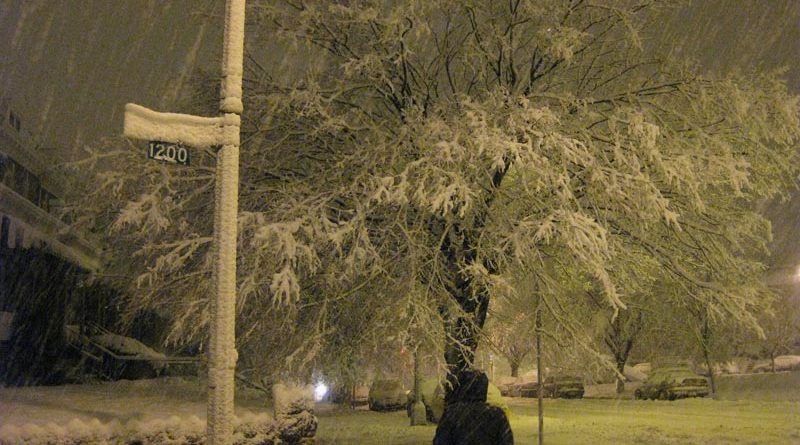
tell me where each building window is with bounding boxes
[0,155,11,186]
[46,191,56,214]
[0,216,9,248]
[38,187,51,213]
[12,159,28,199]
[26,174,40,205]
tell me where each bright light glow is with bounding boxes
[314,382,328,401]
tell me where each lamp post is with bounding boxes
[123,1,245,443]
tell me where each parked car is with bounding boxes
[497,383,514,397]
[634,367,709,400]
[515,381,542,398]
[331,384,369,407]
[496,376,518,397]
[368,379,408,411]
[545,375,585,398]
[510,375,584,399]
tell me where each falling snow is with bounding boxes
[0,2,799,445]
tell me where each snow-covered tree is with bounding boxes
[746,293,800,372]
[69,0,799,400]
[587,289,647,393]
[487,305,535,379]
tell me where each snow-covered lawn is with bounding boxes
[0,377,271,443]
[1,374,798,444]
[315,397,799,445]
[507,398,799,445]
[0,377,269,427]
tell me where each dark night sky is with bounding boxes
[2,0,799,280]
[0,0,222,157]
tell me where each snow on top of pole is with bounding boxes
[123,103,240,147]
[220,0,245,114]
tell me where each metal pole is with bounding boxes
[208,1,245,444]
[536,306,543,445]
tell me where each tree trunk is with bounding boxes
[604,317,635,396]
[510,360,520,378]
[700,319,716,395]
[437,164,505,402]
[704,352,716,395]
[770,354,776,373]
[410,346,426,426]
[442,284,490,404]
[615,358,626,394]
[414,347,421,402]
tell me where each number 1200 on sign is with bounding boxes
[148,141,190,165]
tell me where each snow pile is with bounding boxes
[92,332,168,373]
[0,418,116,445]
[271,383,317,444]
[125,415,206,444]
[93,333,168,361]
[0,378,318,444]
[0,412,301,445]
[631,363,651,375]
[623,365,647,382]
[774,355,800,369]
[0,416,205,445]
[520,370,539,383]
[272,383,314,417]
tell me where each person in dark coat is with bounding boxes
[433,369,514,445]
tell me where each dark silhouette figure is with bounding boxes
[433,370,514,445]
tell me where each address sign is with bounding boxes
[148,141,190,165]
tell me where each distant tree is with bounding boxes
[489,314,534,379]
[487,301,535,379]
[588,291,646,393]
[684,301,722,393]
[642,276,762,394]
[69,0,799,403]
[484,271,543,379]
[754,293,800,372]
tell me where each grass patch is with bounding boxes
[315,397,799,445]
[507,398,798,445]
[315,408,434,445]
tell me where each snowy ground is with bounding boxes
[0,377,270,442]
[0,377,271,425]
[1,374,798,444]
[315,398,800,445]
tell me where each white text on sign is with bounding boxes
[148,141,190,165]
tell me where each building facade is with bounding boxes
[0,97,100,269]
[0,97,105,384]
